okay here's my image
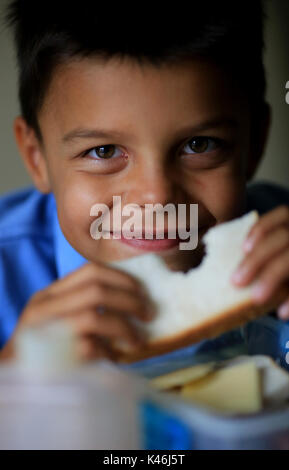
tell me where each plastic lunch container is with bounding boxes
[0,314,289,450]
[124,314,289,450]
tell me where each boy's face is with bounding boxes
[22,56,259,271]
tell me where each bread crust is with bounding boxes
[114,292,286,364]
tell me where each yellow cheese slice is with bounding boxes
[150,362,216,391]
[181,361,262,414]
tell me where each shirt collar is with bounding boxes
[51,193,88,278]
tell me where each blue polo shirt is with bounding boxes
[0,181,289,372]
[0,186,87,348]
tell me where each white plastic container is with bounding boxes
[0,359,146,450]
[0,322,147,450]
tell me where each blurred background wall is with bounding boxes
[0,0,288,194]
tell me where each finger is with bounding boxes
[76,334,117,362]
[67,309,146,350]
[91,283,155,321]
[232,227,289,286]
[244,205,289,253]
[277,297,289,320]
[251,252,289,303]
[26,282,154,324]
[44,261,146,297]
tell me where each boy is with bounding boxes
[0,1,289,362]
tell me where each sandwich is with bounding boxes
[110,211,284,363]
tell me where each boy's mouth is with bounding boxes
[116,232,182,252]
[108,228,197,252]
[111,229,178,238]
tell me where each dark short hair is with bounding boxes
[5,0,267,141]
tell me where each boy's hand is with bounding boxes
[0,262,155,362]
[231,205,289,319]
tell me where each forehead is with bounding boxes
[39,56,246,139]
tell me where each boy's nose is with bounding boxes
[123,164,181,208]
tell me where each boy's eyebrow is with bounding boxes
[62,117,238,144]
[62,127,135,143]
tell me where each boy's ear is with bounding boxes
[13,116,51,194]
[246,102,271,180]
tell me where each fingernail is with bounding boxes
[231,267,247,285]
[243,238,254,253]
[114,338,141,352]
[278,304,289,319]
[252,282,267,301]
[231,271,242,284]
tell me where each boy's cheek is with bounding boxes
[51,176,136,263]
[195,171,247,225]
[54,177,111,250]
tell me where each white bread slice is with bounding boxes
[110,211,284,363]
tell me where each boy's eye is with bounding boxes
[183,137,220,154]
[84,145,122,159]
[80,137,222,162]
